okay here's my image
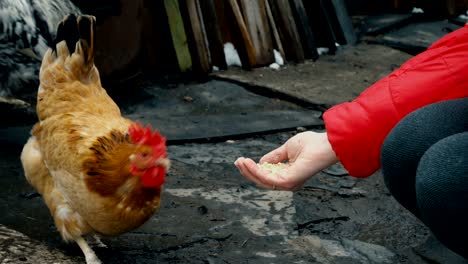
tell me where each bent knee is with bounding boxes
[416,132,468,209]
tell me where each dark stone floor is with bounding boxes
[1,79,466,263]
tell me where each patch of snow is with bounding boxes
[224,42,242,67]
[273,49,284,65]
[412,7,424,14]
[317,47,329,55]
[269,63,280,70]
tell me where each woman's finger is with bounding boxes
[260,144,288,164]
[246,159,310,191]
[235,158,272,189]
[242,158,285,190]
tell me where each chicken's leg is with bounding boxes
[76,237,102,264]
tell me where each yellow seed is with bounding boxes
[257,162,288,174]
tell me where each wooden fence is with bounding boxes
[74,0,467,81]
[86,0,356,81]
[157,0,356,73]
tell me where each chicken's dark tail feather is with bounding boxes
[53,14,79,55]
[52,14,96,70]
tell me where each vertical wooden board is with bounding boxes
[179,0,203,74]
[214,0,232,44]
[186,0,211,73]
[225,0,256,69]
[264,0,285,60]
[239,0,274,66]
[141,0,179,74]
[303,0,337,54]
[447,0,468,16]
[164,0,192,72]
[319,0,339,54]
[446,0,456,15]
[194,0,211,71]
[330,0,357,45]
[92,0,144,81]
[320,0,346,46]
[268,0,304,63]
[199,0,227,70]
[289,0,319,60]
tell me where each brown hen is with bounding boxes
[20,14,170,264]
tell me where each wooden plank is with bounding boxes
[199,0,227,70]
[186,0,211,73]
[141,0,179,74]
[268,0,304,63]
[239,0,274,66]
[264,0,285,60]
[319,0,339,53]
[225,0,256,69]
[290,0,319,60]
[163,0,192,72]
[446,0,468,16]
[330,0,357,45]
[303,0,337,55]
[214,1,232,43]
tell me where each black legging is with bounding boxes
[381,98,468,259]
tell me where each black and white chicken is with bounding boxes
[0,0,80,101]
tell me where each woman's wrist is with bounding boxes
[319,132,339,166]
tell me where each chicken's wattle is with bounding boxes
[142,167,166,187]
[130,164,165,188]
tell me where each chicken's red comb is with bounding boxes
[128,122,166,156]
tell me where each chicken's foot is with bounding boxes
[90,234,108,248]
[76,236,102,264]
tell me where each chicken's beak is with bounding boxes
[129,154,136,163]
[155,158,171,171]
[129,154,144,170]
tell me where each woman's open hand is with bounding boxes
[235,132,338,191]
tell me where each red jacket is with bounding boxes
[323,24,468,178]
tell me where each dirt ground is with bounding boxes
[1,19,468,264]
[0,124,431,264]
[214,44,412,107]
[1,77,467,264]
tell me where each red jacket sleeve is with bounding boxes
[323,24,468,178]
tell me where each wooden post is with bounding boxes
[239,0,274,66]
[199,0,227,70]
[290,0,319,60]
[264,0,285,60]
[268,0,304,63]
[142,0,179,74]
[164,0,192,72]
[186,0,211,73]
[225,0,256,69]
[319,0,339,54]
[330,0,357,45]
[302,0,337,55]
